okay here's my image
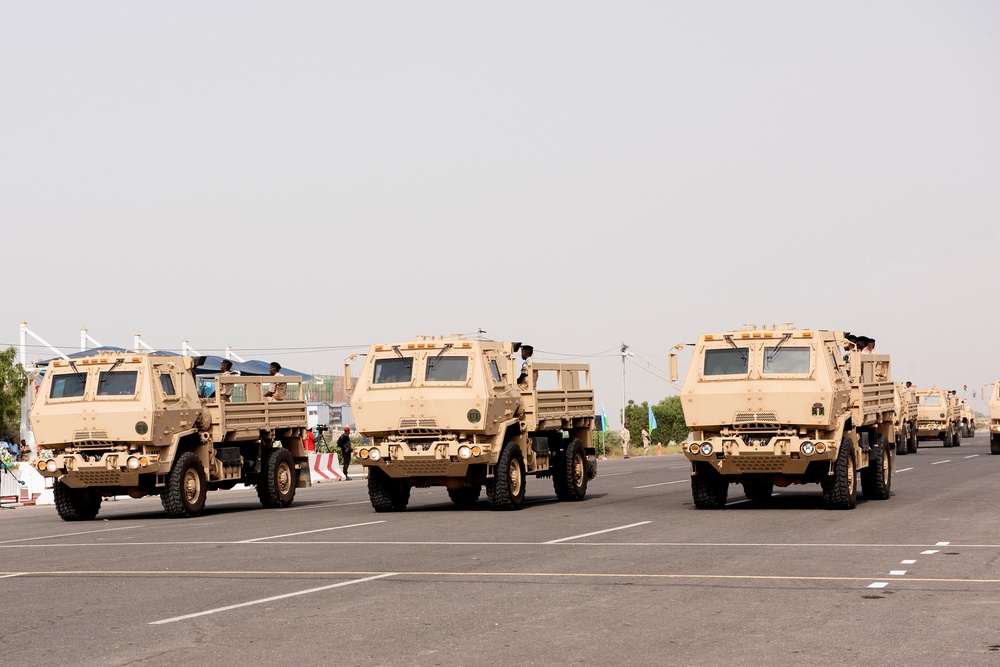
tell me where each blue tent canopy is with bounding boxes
[36,349,315,381]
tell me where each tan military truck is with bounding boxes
[914,387,961,447]
[670,327,894,509]
[959,401,976,438]
[347,338,597,512]
[30,352,310,520]
[989,381,1000,455]
[894,383,918,455]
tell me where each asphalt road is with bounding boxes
[3,433,1000,666]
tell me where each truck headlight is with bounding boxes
[699,443,713,456]
[127,456,140,470]
[45,459,57,473]
[458,445,472,460]
[369,448,381,461]
[800,442,815,456]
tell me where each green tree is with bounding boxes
[0,347,28,439]
[624,396,689,447]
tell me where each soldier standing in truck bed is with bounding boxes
[264,362,286,401]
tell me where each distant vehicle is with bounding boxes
[30,352,310,520]
[894,383,918,455]
[670,326,895,509]
[914,387,961,447]
[989,381,1000,455]
[347,338,597,511]
[959,401,976,438]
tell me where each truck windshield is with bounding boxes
[426,356,469,382]
[704,348,749,376]
[763,346,811,374]
[922,396,941,406]
[50,373,86,399]
[96,371,138,396]
[373,358,413,384]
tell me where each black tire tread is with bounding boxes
[552,439,588,501]
[692,464,728,509]
[257,448,297,508]
[487,442,526,511]
[54,481,102,521]
[368,467,410,512]
[823,437,857,509]
[860,435,891,500]
[161,451,207,517]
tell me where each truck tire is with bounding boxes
[487,442,526,511]
[953,429,961,447]
[908,426,918,454]
[54,481,102,521]
[691,463,728,509]
[895,432,907,456]
[942,427,952,448]
[742,480,773,503]
[823,437,857,509]
[368,467,410,512]
[552,438,588,501]
[991,434,1000,455]
[447,485,481,507]
[860,435,891,500]
[257,448,297,508]
[161,451,208,517]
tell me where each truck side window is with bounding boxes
[50,373,86,399]
[160,374,176,396]
[489,359,503,384]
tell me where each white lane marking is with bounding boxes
[890,570,907,576]
[545,522,652,544]
[965,455,979,459]
[931,460,950,465]
[921,550,940,555]
[599,472,634,477]
[149,573,396,625]
[0,526,142,545]
[277,501,370,513]
[728,493,782,506]
[634,480,687,489]
[0,573,23,579]
[239,521,385,543]
[896,467,913,473]
[936,542,951,546]
[901,560,916,565]
[4,540,987,549]
[868,582,888,589]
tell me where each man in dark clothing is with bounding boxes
[338,427,354,481]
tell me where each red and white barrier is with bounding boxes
[309,453,345,482]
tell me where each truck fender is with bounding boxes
[493,419,524,451]
[162,429,209,473]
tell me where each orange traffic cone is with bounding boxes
[656,443,663,455]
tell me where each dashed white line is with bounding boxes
[239,521,385,543]
[896,467,913,473]
[0,573,23,579]
[0,525,142,545]
[890,570,907,576]
[545,522,652,544]
[901,560,916,565]
[931,460,950,465]
[599,471,634,477]
[964,455,979,459]
[728,493,782,506]
[921,550,940,555]
[634,480,687,489]
[936,542,951,546]
[277,501,371,512]
[868,582,888,589]
[149,573,397,625]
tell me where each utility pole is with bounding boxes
[620,342,633,427]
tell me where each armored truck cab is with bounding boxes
[30,352,310,520]
[894,383,919,455]
[989,381,1000,455]
[914,387,961,447]
[674,327,895,509]
[349,338,597,511]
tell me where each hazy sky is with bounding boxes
[4,2,999,420]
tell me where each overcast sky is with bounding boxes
[4,1,998,420]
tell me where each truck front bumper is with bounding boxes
[682,435,838,476]
[357,440,495,478]
[35,452,166,489]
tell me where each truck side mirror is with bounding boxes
[669,344,684,383]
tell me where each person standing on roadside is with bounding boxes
[338,427,354,481]
[641,427,650,456]
[621,423,631,459]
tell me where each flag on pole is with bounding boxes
[648,404,657,432]
[601,403,609,433]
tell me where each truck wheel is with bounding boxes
[942,427,952,447]
[908,426,918,454]
[742,480,773,503]
[953,429,961,447]
[860,435,891,500]
[552,438,588,501]
[161,451,207,517]
[54,481,102,521]
[991,434,1000,455]
[368,467,410,512]
[895,433,907,456]
[691,463,728,509]
[487,442,526,511]
[257,448,297,508]
[823,437,857,509]
[447,485,482,507]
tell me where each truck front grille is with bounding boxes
[730,457,786,473]
[74,430,109,441]
[71,471,123,486]
[394,462,450,476]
